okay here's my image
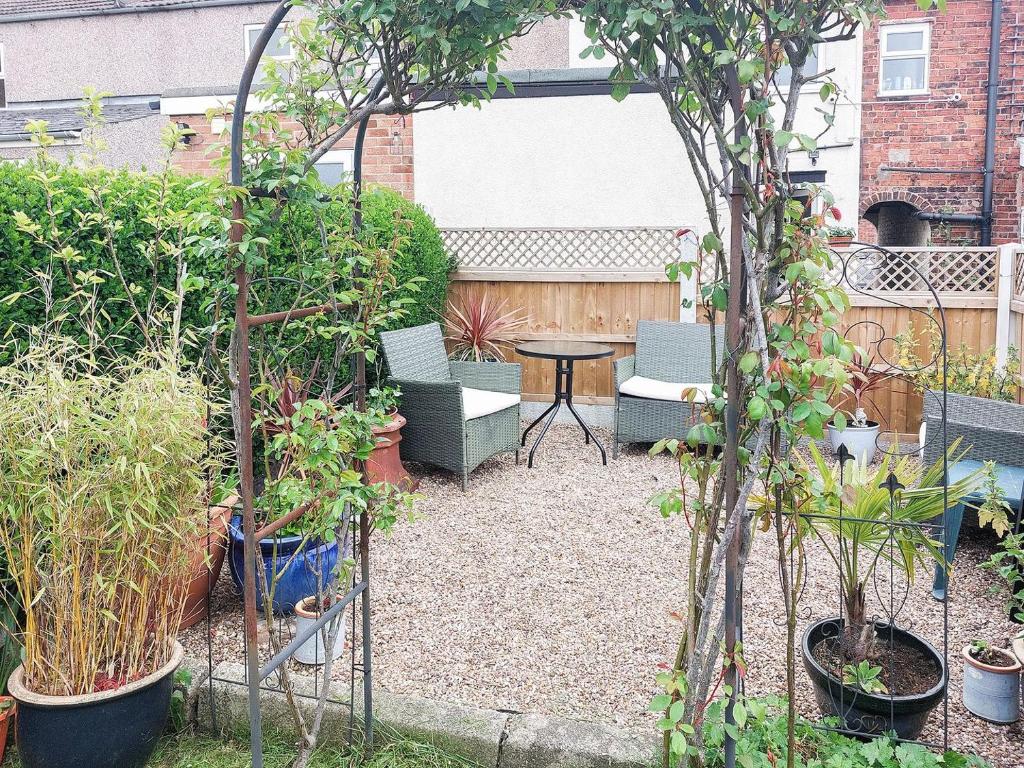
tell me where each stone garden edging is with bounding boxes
[181,656,658,768]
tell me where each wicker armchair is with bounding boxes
[379,322,521,490]
[613,321,726,457]
[922,390,1024,467]
[922,390,1024,599]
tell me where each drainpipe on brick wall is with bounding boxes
[981,0,1002,245]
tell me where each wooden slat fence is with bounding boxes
[445,230,1018,436]
[445,227,687,405]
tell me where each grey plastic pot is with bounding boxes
[962,645,1021,724]
[827,421,880,464]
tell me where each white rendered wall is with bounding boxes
[415,26,863,233]
[414,92,713,229]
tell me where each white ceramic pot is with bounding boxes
[827,421,880,464]
[293,595,347,666]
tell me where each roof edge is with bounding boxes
[0,0,279,25]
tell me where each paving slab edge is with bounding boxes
[186,655,659,768]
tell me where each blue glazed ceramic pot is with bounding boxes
[227,514,340,614]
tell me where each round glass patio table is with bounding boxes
[515,341,614,467]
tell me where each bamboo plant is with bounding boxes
[0,342,216,696]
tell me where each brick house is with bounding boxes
[858,0,1021,246]
[0,3,861,234]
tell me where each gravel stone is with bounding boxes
[181,423,1024,767]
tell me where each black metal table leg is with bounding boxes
[566,398,607,465]
[525,357,608,467]
[521,399,557,446]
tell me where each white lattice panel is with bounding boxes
[1015,250,1024,300]
[442,227,680,271]
[827,247,997,295]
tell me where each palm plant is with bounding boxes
[802,439,984,664]
[445,294,528,362]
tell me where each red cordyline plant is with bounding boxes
[835,350,898,429]
[445,294,528,362]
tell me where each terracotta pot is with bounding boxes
[0,696,14,765]
[179,495,238,630]
[366,412,417,491]
[830,235,854,247]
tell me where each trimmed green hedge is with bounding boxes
[0,162,452,361]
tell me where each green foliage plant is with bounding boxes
[0,340,218,697]
[894,325,1020,403]
[841,660,887,694]
[700,695,988,768]
[982,532,1024,623]
[802,439,984,665]
[0,102,226,699]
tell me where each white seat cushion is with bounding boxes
[462,387,520,420]
[618,376,714,403]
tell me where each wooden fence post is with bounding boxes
[678,230,698,323]
[995,243,1015,368]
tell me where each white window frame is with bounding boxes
[243,23,293,64]
[0,44,7,109]
[878,21,931,97]
[313,149,355,186]
[777,44,821,93]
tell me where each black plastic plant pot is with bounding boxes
[8,642,183,768]
[802,618,947,740]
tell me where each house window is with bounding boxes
[879,23,930,96]
[0,45,7,109]
[244,23,293,63]
[314,150,354,187]
[776,46,819,90]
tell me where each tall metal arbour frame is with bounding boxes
[793,245,951,750]
[229,3,377,764]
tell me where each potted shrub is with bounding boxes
[445,293,528,362]
[827,352,894,464]
[982,531,1024,625]
[0,344,216,768]
[230,391,390,615]
[962,640,1021,723]
[827,226,857,247]
[800,441,985,739]
[365,386,416,491]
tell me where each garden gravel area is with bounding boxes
[183,423,1022,767]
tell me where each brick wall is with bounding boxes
[171,113,414,200]
[858,0,1022,245]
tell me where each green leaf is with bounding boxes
[747,395,767,420]
[773,130,792,147]
[701,232,723,252]
[669,699,685,722]
[733,701,747,728]
[649,694,672,711]
[739,351,759,374]
[610,82,631,102]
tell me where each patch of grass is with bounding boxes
[4,733,478,768]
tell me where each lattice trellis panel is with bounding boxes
[1015,250,1024,300]
[442,227,681,271]
[825,247,997,295]
[694,247,997,295]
